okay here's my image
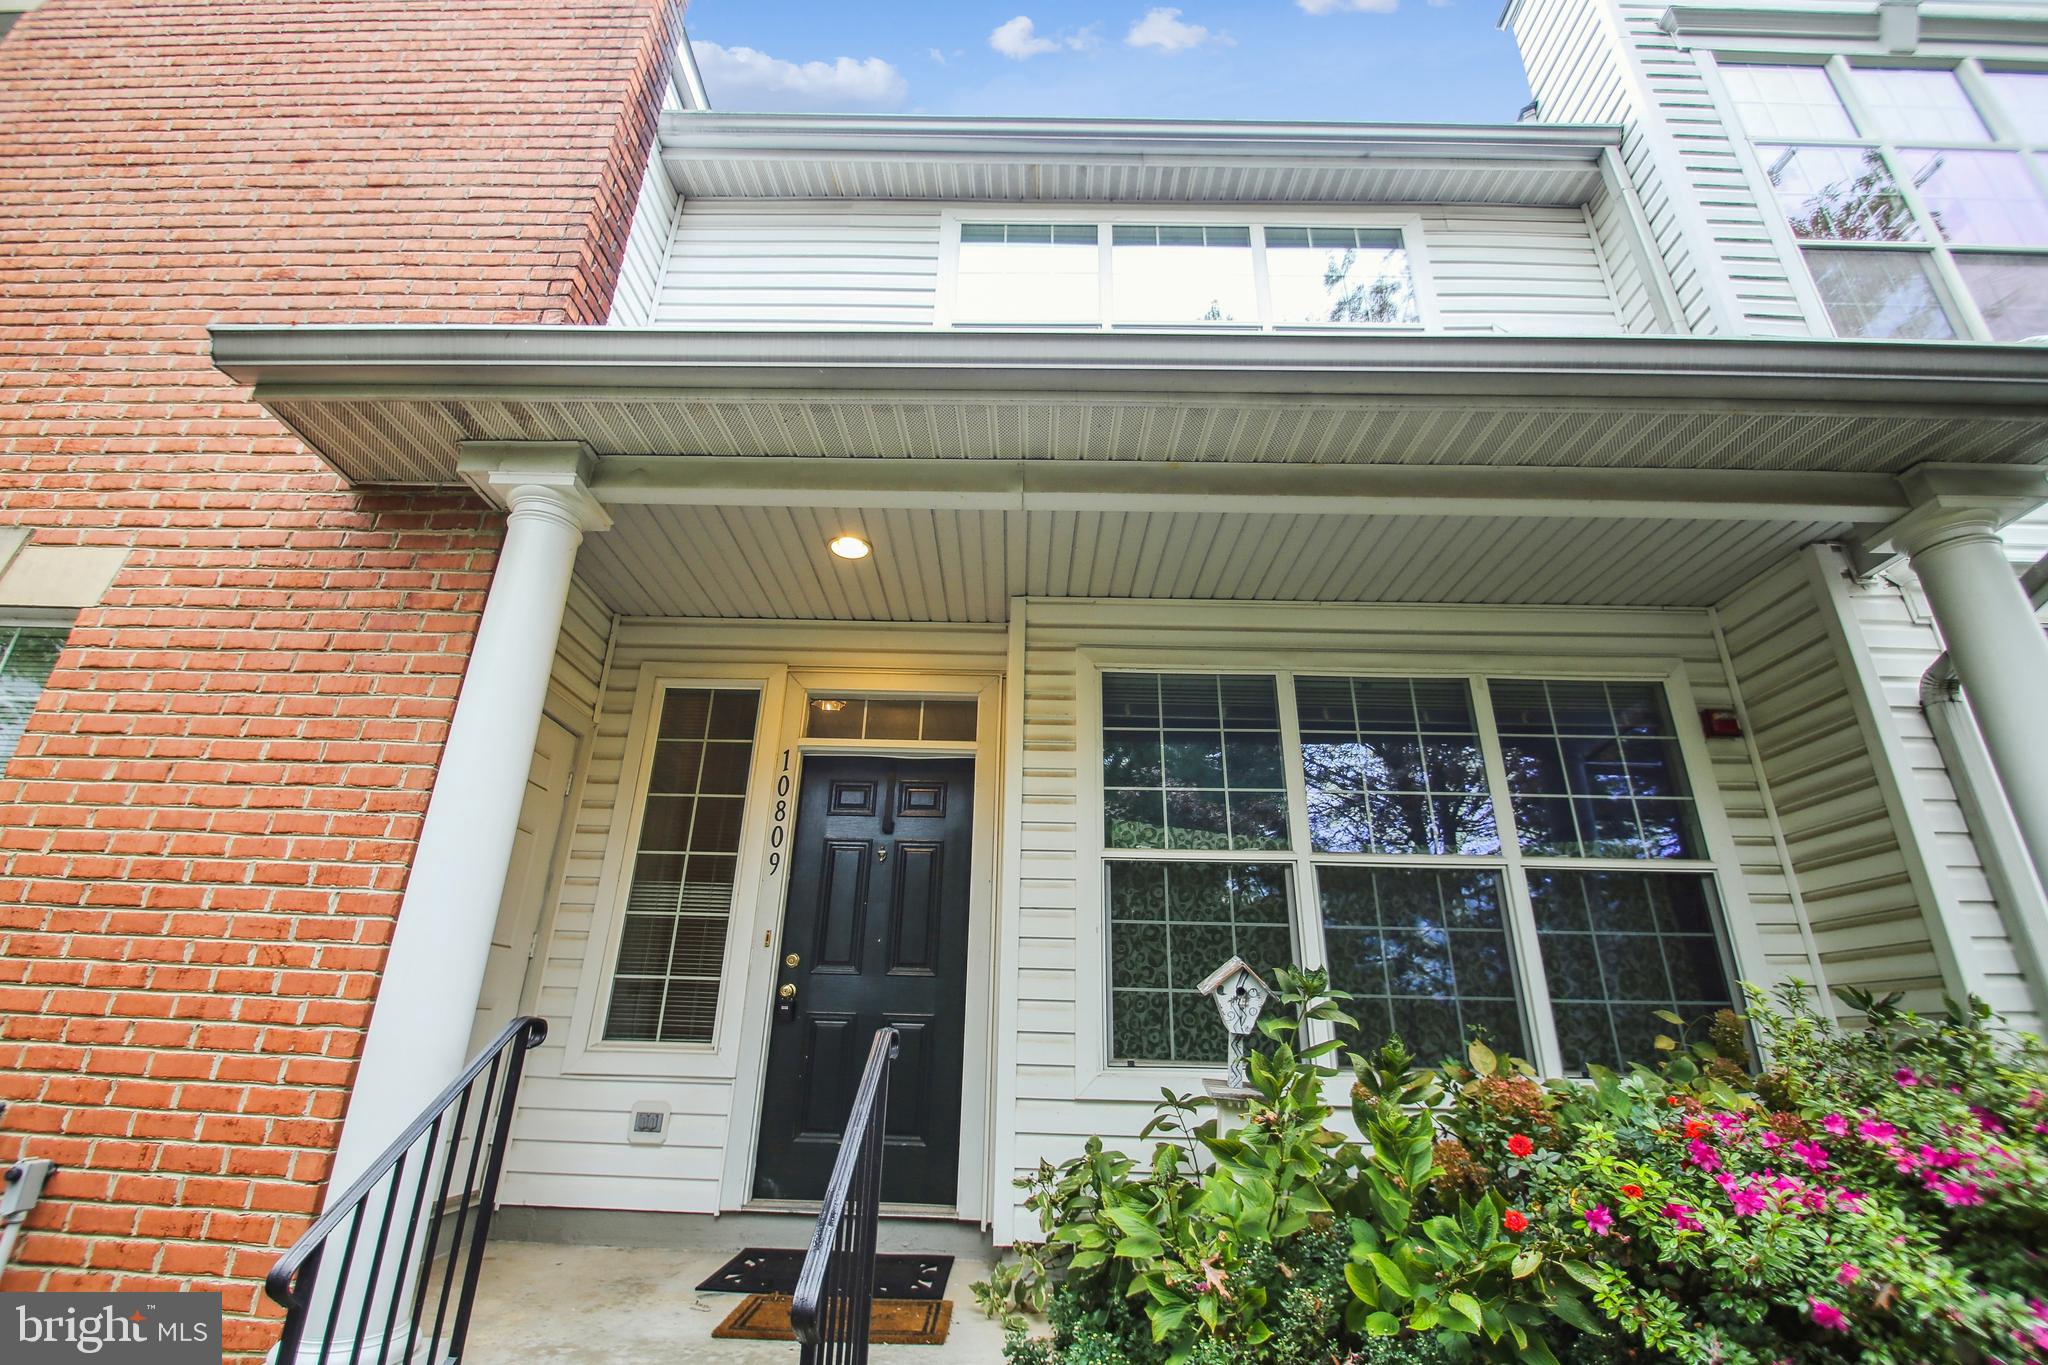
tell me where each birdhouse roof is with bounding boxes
[1195,957,1271,998]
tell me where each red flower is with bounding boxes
[1502,1208,1529,1234]
[1620,1183,1644,1200]
[1683,1118,1711,1139]
[1507,1134,1535,1158]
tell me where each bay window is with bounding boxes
[1099,668,1741,1077]
[1720,58,2048,341]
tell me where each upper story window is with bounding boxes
[948,217,1424,330]
[1722,60,2048,342]
[956,223,1100,324]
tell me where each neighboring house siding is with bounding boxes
[608,153,680,327]
[650,201,1628,334]
[0,0,687,1346]
[1507,0,1814,336]
[995,597,1822,1239]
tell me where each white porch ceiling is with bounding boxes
[573,504,1853,620]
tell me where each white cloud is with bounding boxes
[989,15,1098,59]
[929,47,948,64]
[1126,7,1230,50]
[1296,0,1400,12]
[691,40,907,111]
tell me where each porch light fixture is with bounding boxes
[828,533,872,560]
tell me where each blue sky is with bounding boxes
[683,1,1534,124]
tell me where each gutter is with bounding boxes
[655,111,1621,163]
[208,327,2048,412]
[1917,552,2048,1014]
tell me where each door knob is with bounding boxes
[775,981,797,1023]
[784,953,801,968]
[778,983,797,1000]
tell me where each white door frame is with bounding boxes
[720,668,1005,1220]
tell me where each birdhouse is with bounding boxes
[1196,957,1271,1093]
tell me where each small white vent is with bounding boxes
[627,1102,670,1145]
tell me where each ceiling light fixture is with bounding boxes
[828,534,872,560]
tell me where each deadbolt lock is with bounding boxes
[778,983,797,1000]
[784,953,801,968]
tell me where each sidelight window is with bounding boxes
[603,686,760,1044]
[1098,669,1741,1075]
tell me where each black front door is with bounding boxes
[753,755,974,1205]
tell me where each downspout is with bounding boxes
[1916,552,2048,1014]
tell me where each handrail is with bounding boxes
[265,1015,547,1364]
[790,1026,899,1364]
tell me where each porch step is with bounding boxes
[491,1206,996,1258]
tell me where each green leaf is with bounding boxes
[1652,1010,1684,1026]
[1446,1293,1486,1334]
[1546,1293,1606,1336]
[1114,1233,1164,1260]
[1409,1300,1440,1332]
[1422,1216,1468,1254]
[1366,1311,1402,1338]
[1511,1248,1542,1279]
[1069,1248,1109,1271]
[1516,1334,1561,1365]
[1558,1260,1606,1293]
[1368,1253,1414,1299]
[1345,1261,1380,1306]
[1467,1038,1498,1076]
[1652,1035,1677,1052]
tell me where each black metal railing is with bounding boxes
[265,1016,547,1365]
[791,1026,900,1365]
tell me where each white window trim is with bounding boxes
[562,661,791,1080]
[1070,649,1766,1104]
[1702,50,2048,341]
[934,205,1441,333]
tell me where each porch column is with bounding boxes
[328,447,609,1194]
[1891,468,2048,894]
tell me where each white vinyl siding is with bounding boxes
[997,596,1822,1240]
[607,153,679,327]
[648,201,1630,335]
[653,203,944,328]
[1507,0,1815,336]
[1422,205,1622,333]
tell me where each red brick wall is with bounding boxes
[0,0,685,1353]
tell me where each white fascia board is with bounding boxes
[1662,2,2048,48]
[656,111,1619,159]
[208,326,2048,414]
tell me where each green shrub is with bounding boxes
[977,976,2048,1365]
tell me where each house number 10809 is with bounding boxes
[766,749,793,876]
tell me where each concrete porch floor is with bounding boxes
[461,1216,1010,1364]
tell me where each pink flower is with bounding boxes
[1857,1118,1899,1145]
[1822,1113,1849,1137]
[1810,1300,1849,1331]
[1930,1177,1983,1207]
[1834,1189,1868,1213]
[1970,1105,2006,1134]
[1836,1263,1861,1287]
[1894,1067,1919,1087]
[1759,1130,1783,1149]
[1664,1202,1703,1232]
[1685,1139,1721,1172]
[1791,1139,1830,1171]
[1728,1184,1767,1217]
[1583,1205,1614,1237]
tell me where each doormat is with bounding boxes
[696,1247,953,1299]
[711,1293,953,1345]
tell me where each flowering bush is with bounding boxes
[1446,984,2048,1364]
[979,977,2048,1365]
